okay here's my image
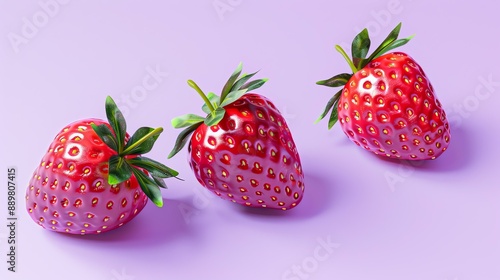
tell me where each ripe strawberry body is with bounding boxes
[188,94,304,210]
[26,119,148,235]
[317,24,451,160]
[338,52,451,159]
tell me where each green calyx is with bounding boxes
[316,22,414,129]
[168,63,268,159]
[91,96,180,207]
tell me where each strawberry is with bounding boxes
[316,23,451,160]
[168,63,304,210]
[25,96,179,235]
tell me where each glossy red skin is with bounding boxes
[338,52,451,160]
[25,119,148,235]
[188,94,304,210]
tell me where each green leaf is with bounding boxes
[316,73,352,88]
[364,22,402,66]
[171,114,205,129]
[132,168,163,207]
[351,28,371,60]
[315,89,342,124]
[241,78,268,91]
[168,123,202,159]
[327,99,340,130]
[105,96,127,153]
[219,89,247,107]
[152,174,167,189]
[201,92,220,114]
[375,35,414,58]
[205,107,225,126]
[220,62,243,102]
[379,22,402,49]
[122,127,161,155]
[351,29,371,69]
[127,157,179,178]
[108,155,133,184]
[91,124,118,152]
[230,71,258,92]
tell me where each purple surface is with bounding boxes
[1,1,500,279]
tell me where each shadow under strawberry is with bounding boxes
[49,198,199,247]
[364,123,469,173]
[231,162,335,220]
[408,125,471,173]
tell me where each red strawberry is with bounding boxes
[316,23,450,160]
[169,64,304,210]
[26,96,178,235]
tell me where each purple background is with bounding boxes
[1,1,500,279]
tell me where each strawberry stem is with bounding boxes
[121,127,164,155]
[188,80,215,112]
[335,45,357,73]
